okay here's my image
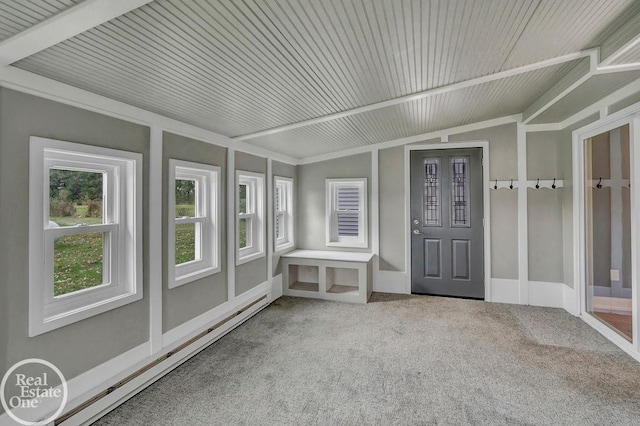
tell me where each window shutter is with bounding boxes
[336,186,360,236]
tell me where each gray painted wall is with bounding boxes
[162,132,228,332]
[272,160,297,277]
[379,146,405,271]
[451,123,518,179]
[527,189,564,283]
[490,190,519,279]
[297,152,372,253]
[526,131,564,283]
[235,151,267,295]
[0,88,150,385]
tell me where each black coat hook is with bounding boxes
[596,177,602,189]
[552,178,556,189]
[535,178,540,189]
[509,179,513,190]
[494,179,498,190]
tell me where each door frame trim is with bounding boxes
[404,141,491,301]
[572,113,640,361]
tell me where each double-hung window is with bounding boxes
[274,176,294,251]
[29,137,142,336]
[326,178,368,248]
[168,160,220,288]
[236,171,265,265]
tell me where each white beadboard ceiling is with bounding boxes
[5,0,640,158]
[0,0,80,41]
[245,60,580,157]
[531,70,640,124]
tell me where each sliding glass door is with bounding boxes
[583,124,633,342]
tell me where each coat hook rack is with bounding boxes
[525,178,564,189]
[489,179,519,190]
[597,177,602,189]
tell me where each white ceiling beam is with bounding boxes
[596,62,640,74]
[0,0,154,67]
[600,12,640,66]
[560,76,640,130]
[233,50,593,142]
[522,52,596,124]
[523,123,563,132]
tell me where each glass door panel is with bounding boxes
[584,124,633,341]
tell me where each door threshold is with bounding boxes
[411,292,484,301]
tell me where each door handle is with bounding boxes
[412,229,423,235]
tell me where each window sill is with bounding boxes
[31,290,142,337]
[170,265,221,289]
[236,250,265,266]
[274,241,295,253]
[326,240,368,249]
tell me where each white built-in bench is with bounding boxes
[281,250,373,304]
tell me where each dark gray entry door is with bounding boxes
[410,148,484,298]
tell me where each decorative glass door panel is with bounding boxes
[423,159,441,226]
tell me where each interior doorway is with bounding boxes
[583,124,633,341]
[409,148,485,298]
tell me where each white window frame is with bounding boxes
[168,160,221,289]
[236,170,265,265]
[274,176,294,252]
[326,178,368,248]
[29,137,142,337]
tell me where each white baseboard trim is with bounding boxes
[490,278,520,304]
[0,343,150,426]
[374,270,409,294]
[64,297,269,425]
[528,281,564,308]
[490,279,567,309]
[163,280,271,349]
[0,284,272,426]
[271,274,283,300]
[563,284,579,316]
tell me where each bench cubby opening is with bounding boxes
[326,267,359,295]
[288,264,319,292]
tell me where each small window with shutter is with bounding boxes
[326,178,368,248]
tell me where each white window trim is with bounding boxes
[274,176,294,252]
[168,159,221,289]
[29,136,143,337]
[326,178,368,248]
[236,170,265,265]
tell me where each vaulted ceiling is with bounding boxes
[2,0,640,159]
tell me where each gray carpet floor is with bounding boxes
[94,294,640,425]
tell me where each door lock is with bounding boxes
[413,219,420,225]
